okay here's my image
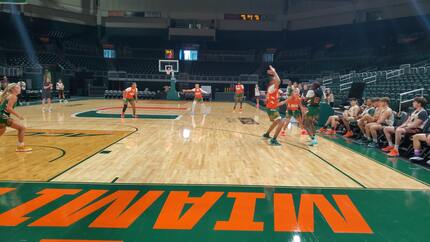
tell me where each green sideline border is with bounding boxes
[246,100,430,186]
[16,96,95,107]
[320,135,430,186]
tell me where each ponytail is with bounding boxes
[0,83,18,103]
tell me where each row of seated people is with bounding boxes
[104,89,160,99]
[319,97,430,164]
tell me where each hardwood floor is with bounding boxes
[0,99,428,190]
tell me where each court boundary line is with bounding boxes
[12,100,425,190]
[2,145,66,163]
[71,109,182,120]
[55,111,367,189]
[319,134,430,188]
[247,99,430,188]
[193,126,366,188]
[47,125,139,182]
[96,106,188,111]
[1,179,429,192]
[25,120,366,189]
[15,97,92,107]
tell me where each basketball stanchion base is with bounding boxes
[167,78,180,100]
[159,59,180,100]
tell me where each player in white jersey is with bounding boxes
[56,79,67,103]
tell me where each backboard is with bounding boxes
[159,59,179,74]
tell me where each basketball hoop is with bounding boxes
[158,59,180,100]
[159,60,179,79]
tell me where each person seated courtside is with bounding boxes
[319,98,360,136]
[410,133,430,164]
[364,97,394,148]
[359,98,376,119]
[357,98,379,142]
[382,97,428,157]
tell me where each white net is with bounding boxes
[165,65,173,76]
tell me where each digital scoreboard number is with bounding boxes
[240,14,261,21]
[224,14,264,21]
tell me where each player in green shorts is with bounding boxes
[121,83,138,119]
[183,84,208,115]
[123,97,135,104]
[281,88,302,136]
[303,81,323,146]
[0,83,32,152]
[267,108,281,121]
[262,66,287,146]
[234,93,244,103]
[287,109,301,118]
[233,81,245,112]
[307,105,320,118]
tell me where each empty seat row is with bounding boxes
[104,90,158,99]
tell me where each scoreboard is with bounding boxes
[224,14,264,21]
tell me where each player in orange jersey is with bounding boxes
[281,88,302,136]
[121,82,138,119]
[262,65,286,146]
[183,84,208,115]
[233,81,245,112]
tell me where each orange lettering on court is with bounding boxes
[274,194,373,233]
[274,194,298,232]
[0,189,81,226]
[30,190,163,228]
[214,192,265,231]
[154,191,223,230]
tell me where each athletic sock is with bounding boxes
[388,141,393,147]
[414,149,422,156]
[191,101,197,114]
[394,145,399,150]
[373,138,378,143]
[202,104,207,114]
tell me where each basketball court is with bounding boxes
[1,98,430,241]
[1,1,430,241]
[1,60,430,242]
